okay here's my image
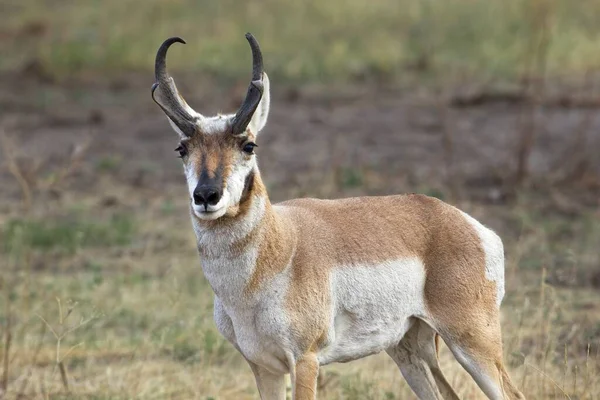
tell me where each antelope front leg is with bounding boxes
[247,360,287,400]
[292,353,319,400]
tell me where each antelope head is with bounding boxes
[151,33,270,221]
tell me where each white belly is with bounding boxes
[317,258,427,365]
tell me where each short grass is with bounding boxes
[1,176,599,399]
[2,2,600,397]
[3,0,600,84]
[4,214,134,254]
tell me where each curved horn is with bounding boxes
[231,33,265,135]
[151,37,198,136]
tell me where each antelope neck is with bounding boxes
[191,169,295,302]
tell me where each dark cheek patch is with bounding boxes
[239,170,255,205]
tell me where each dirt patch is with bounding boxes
[1,73,599,207]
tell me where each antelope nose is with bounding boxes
[193,185,222,207]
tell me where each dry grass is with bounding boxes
[1,169,599,399]
[2,1,600,398]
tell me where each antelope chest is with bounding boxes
[213,284,292,375]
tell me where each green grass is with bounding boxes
[509,202,600,273]
[4,0,600,84]
[95,156,122,173]
[3,215,135,254]
[341,373,378,400]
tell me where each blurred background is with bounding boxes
[1,0,599,398]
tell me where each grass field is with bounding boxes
[3,0,600,84]
[2,174,599,399]
[1,0,600,399]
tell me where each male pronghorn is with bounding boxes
[151,33,525,400]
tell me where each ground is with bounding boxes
[1,68,599,399]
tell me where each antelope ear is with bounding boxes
[247,72,270,135]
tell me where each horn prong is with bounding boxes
[231,33,265,135]
[151,37,197,136]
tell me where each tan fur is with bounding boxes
[245,203,295,296]
[274,194,495,355]
[204,150,220,179]
[201,173,494,345]
[185,130,258,181]
[191,168,523,399]
[152,35,522,395]
[294,353,319,400]
[186,133,497,332]
[419,200,499,330]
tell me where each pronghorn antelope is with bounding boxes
[151,33,525,400]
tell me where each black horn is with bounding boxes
[231,33,265,135]
[151,37,198,136]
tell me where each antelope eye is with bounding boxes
[242,142,257,154]
[175,144,188,158]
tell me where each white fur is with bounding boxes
[211,257,429,376]
[460,211,505,307]
[225,155,256,204]
[318,259,428,365]
[225,269,293,375]
[198,114,233,135]
[209,257,429,377]
[192,195,266,259]
[195,195,293,375]
[192,194,231,220]
[171,113,234,137]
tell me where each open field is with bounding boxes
[3,0,600,84]
[2,0,600,399]
[1,73,599,398]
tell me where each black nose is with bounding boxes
[193,185,222,208]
